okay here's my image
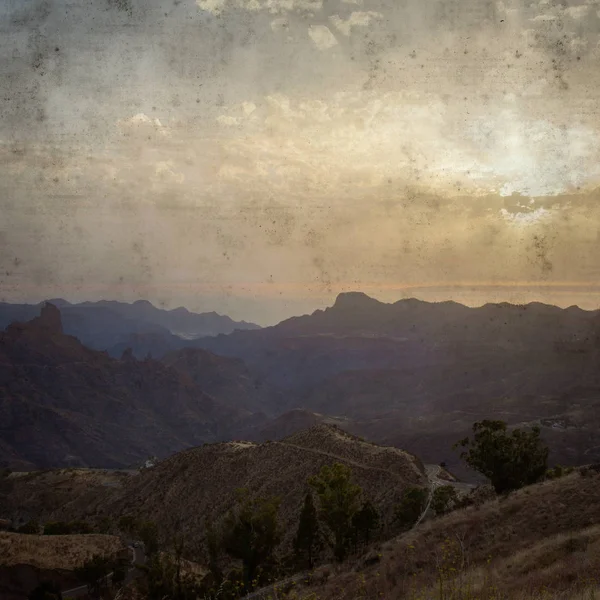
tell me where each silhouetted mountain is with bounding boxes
[0,299,260,355]
[77,299,260,337]
[0,305,263,469]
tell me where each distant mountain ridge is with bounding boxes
[0,299,261,354]
[187,292,600,476]
[0,304,266,469]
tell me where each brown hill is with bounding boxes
[93,425,426,555]
[291,468,600,600]
[1,426,427,562]
[0,304,260,469]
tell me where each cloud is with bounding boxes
[308,25,338,49]
[499,206,553,226]
[329,11,383,36]
[117,114,170,138]
[214,90,600,198]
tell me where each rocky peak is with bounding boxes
[331,292,382,311]
[30,303,63,335]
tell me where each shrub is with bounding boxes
[546,464,574,480]
[431,485,459,516]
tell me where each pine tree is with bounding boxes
[308,463,362,561]
[293,492,323,569]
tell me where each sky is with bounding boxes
[2,0,600,324]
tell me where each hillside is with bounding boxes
[91,425,426,557]
[0,304,262,469]
[0,426,428,562]
[290,468,600,600]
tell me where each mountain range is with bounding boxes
[2,293,600,476]
[0,299,260,355]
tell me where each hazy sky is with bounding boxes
[2,0,600,324]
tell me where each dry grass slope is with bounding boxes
[289,470,600,600]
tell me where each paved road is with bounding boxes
[62,543,145,598]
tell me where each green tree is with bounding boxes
[293,492,323,569]
[431,485,458,516]
[454,420,549,494]
[221,489,282,592]
[28,581,62,600]
[352,499,380,548]
[394,487,427,529]
[308,463,362,561]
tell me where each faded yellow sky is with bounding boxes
[2,0,600,324]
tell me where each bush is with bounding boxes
[546,464,574,480]
[431,485,459,516]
